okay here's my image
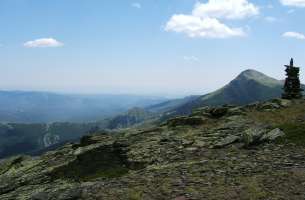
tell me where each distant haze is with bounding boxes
[0,91,166,123]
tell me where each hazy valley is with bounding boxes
[1,69,302,160]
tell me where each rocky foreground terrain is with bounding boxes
[1,99,305,200]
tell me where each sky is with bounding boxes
[0,0,305,97]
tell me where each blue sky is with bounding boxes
[0,0,305,97]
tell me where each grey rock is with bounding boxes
[214,135,240,148]
[260,102,280,110]
[242,127,267,146]
[227,107,246,116]
[272,98,292,108]
[261,128,285,141]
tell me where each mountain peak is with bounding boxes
[167,69,284,116]
[235,69,280,87]
[238,69,267,79]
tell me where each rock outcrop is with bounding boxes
[1,98,305,200]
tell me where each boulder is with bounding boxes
[259,102,280,110]
[260,128,285,142]
[241,127,285,147]
[271,99,291,108]
[214,135,240,148]
[242,127,267,146]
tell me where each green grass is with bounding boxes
[128,189,143,200]
[248,106,304,126]
[277,123,305,146]
[247,100,305,146]
[238,177,267,200]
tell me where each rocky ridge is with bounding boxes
[1,98,305,200]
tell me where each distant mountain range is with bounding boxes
[0,70,288,124]
[147,95,199,113]
[0,69,302,159]
[0,91,166,123]
[103,69,292,128]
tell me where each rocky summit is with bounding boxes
[1,99,305,200]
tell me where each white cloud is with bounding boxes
[282,31,305,40]
[165,15,245,38]
[183,56,199,62]
[131,2,141,9]
[192,0,259,20]
[24,38,63,48]
[280,0,305,7]
[165,0,259,39]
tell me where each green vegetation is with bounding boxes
[128,189,144,200]
[248,100,305,146]
[278,123,305,146]
[238,177,267,200]
[248,100,305,125]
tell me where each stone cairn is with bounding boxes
[282,58,303,99]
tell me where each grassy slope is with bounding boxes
[171,70,283,116]
[248,99,305,146]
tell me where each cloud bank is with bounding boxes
[165,0,259,39]
[166,15,245,38]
